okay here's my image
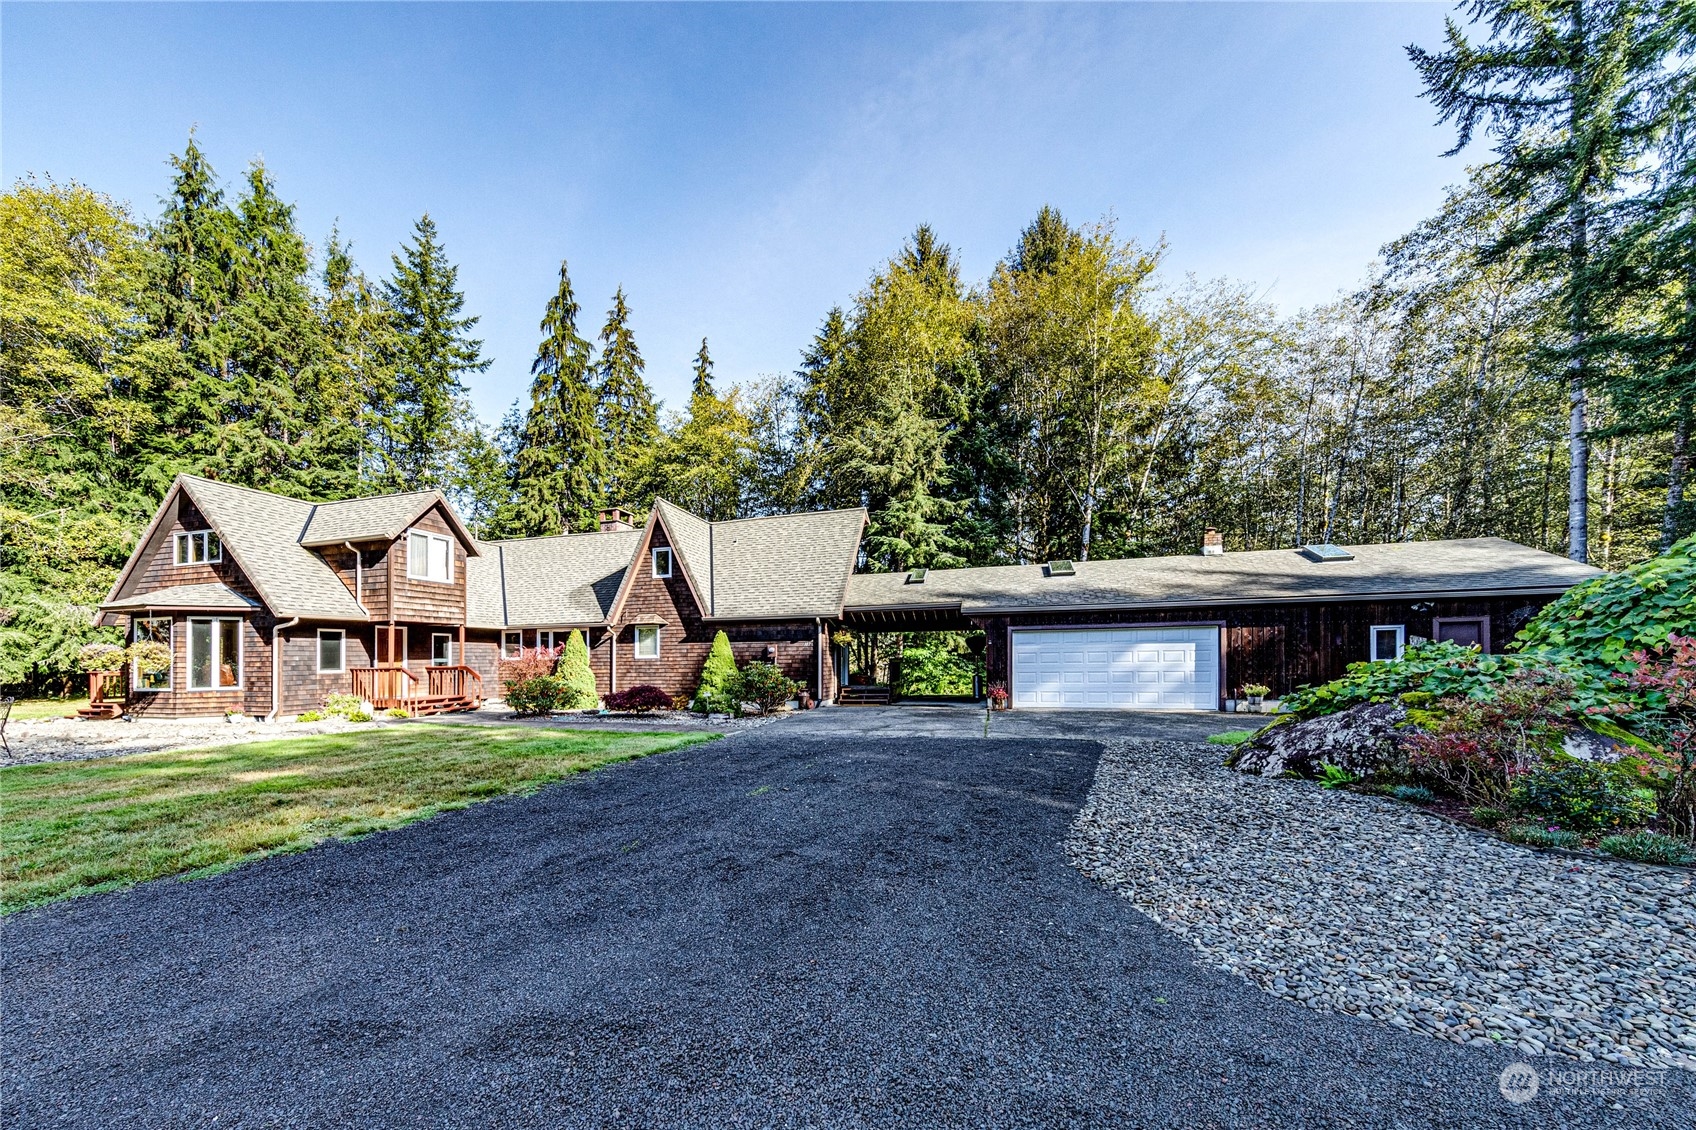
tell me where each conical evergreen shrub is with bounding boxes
[693,630,739,714]
[559,629,599,708]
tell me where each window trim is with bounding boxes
[317,628,346,674]
[186,616,243,692]
[406,529,455,584]
[652,547,673,579]
[173,529,222,566]
[633,625,661,659]
[1369,624,1405,663]
[537,630,556,652]
[501,631,523,660]
[132,617,172,692]
[1433,616,1491,653]
[431,632,454,667]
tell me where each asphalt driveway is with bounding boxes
[4,727,1688,1128]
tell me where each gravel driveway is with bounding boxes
[4,728,1692,1128]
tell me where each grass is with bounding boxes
[8,697,90,722]
[0,725,713,913]
[1206,729,1257,746]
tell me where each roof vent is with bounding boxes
[1300,543,1354,562]
[906,568,927,584]
[1047,559,1076,577]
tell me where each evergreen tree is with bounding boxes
[596,287,659,502]
[626,384,758,520]
[1410,0,1664,561]
[559,629,598,706]
[691,337,714,397]
[321,228,402,488]
[382,214,488,489]
[511,260,605,535]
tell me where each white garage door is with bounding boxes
[1010,626,1220,711]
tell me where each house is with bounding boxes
[95,477,1603,717]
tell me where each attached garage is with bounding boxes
[1010,626,1221,711]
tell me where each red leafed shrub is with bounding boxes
[604,684,673,713]
[499,646,559,687]
[1404,670,1572,805]
[1626,634,1696,835]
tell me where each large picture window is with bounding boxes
[173,530,221,566]
[133,618,172,691]
[188,617,242,690]
[407,530,453,583]
[318,629,345,674]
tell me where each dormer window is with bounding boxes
[174,530,221,565]
[652,547,673,578]
[407,530,454,583]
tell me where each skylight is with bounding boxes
[1048,559,1076,576]
[1300,543,1355,562]
[906,568,927,584]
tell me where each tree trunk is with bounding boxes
[1565,30,1591,564]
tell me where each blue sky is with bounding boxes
[4,3,1467,424]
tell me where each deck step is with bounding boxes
[76,702,124,720]
[390,695,479,717]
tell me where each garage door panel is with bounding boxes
[1011,627,1220,711]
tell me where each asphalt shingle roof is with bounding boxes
[467,530,643,630]
[298,491,447,547]
[102,582,260,612]
[705,508,868,619]
[843,538,1604,614]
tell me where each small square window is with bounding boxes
[634,626,660,659]
[652,547,672,578]
[318,629,345,674]
[501,631,522,660]
[1370,625,1405,662]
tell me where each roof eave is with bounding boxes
[953,584,1583,617]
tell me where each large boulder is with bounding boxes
[1227,702,1409,779]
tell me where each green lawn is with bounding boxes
[8,697,90,722]
[1206,729,1259,746]
[0,725,713,913]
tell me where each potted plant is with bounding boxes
[987,682,1011,712]
[1242,684,1271,713]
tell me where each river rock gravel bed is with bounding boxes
[1066,739,1696,1072]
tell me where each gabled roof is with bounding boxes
[842,537,1605,615]
[102,582,260,613]
[466,529,643,630]
[299,489,479,552]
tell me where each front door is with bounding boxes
[375,626,408,667]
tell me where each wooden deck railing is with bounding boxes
[349,665,483,709]
[88,670,124,705]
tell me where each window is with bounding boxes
[634,626,661,659]
[432,633,453,666]
[188,617,241,690]
[1370,624,1405,662]
[652,547,672,578]
[536,630,556,652]
[1435,617,1489,652]
[317,629,345,674]
[173,530,221,566]
[407,530,453,583]
[501,631,522,660]
[133,618,171,692]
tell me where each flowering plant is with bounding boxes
[987,682,1010,705]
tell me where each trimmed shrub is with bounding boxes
[558,630,598,709]
[325,693,366,720]
[297,710,325,722]
[1388,784,1436,804]
[506,675,567,717]
[1598,831,1696,865]
[386,707,410,719]
[1501,824,1583,850]
[693,631,739,714]
[736,661,800,715]
[1507,761,1657,834]
[605,684,673,713]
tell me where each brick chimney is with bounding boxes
[1201,526,1225,556]
[598,507,633,532]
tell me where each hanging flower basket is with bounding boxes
[76,643,126,674]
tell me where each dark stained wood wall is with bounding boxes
[387,505,469,625]
[124,609,274,719]
[277,626,373,716]
[977,594,1555,703]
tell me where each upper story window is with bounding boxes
[652,547,672,578]
[1370,624,1405,662]
[174,530,221,566]
[407,529,454,583]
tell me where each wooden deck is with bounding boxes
[349,665,485,716]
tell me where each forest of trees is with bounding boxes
[4,0,1693,689]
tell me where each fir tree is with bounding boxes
[596,287,659,503]
[511,260,605,535]
[691,337,714,397]
[321,228,401,488]
[382,214,488,489]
